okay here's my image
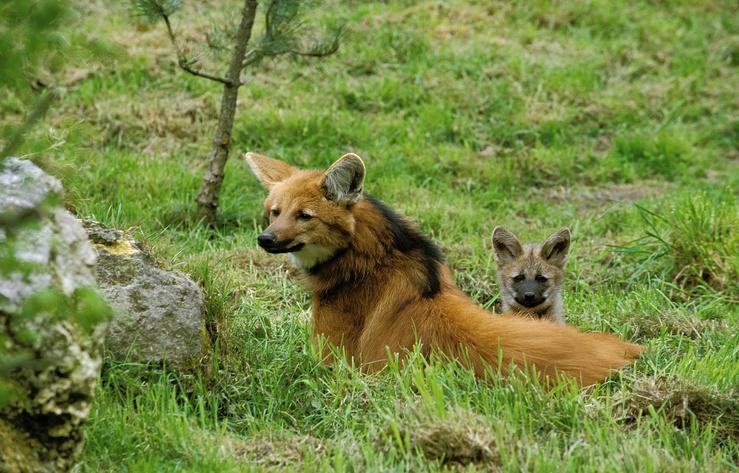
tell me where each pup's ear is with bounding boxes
[541,228,571,268]
[491,226,523,265]
[245,152,298,189]
[321,153,365,204]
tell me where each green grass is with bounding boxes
[7,0,739,470]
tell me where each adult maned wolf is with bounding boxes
[246,152,642,386]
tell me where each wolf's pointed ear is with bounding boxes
[321,153,365,204]
[541,228,571,268]
[492,226,523,265]
[245,152,297,189]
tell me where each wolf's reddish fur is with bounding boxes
[247,152,643,386]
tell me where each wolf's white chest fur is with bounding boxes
[288,245,336,269]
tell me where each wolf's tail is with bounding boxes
[441,308,643,386]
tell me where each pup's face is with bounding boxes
[246,152,365,268]
[492,227,570,312]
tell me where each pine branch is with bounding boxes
[132,0,235,85]
[161,14,236,86]
[242,1,343,68]
[131,0,182,22]
[290,27,343,58]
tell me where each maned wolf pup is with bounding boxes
[492,227,570,325]
[246,152,642,386]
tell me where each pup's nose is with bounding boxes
[257,232,276,248]
[524,292,536,302]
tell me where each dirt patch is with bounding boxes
[594,183,665,202]
[389,3,506,42]
[614,377,739,444]
[539,181,669,211]
[382,403,502,470]
[228,434,327,467]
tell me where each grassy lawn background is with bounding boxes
[11,0,739,470]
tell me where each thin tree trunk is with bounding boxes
[196,0,258,224]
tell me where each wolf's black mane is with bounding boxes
[364,194,444,298]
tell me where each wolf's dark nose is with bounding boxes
[524,292,536,302]
[258,232,276,248]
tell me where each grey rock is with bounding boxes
[0,158,107,473]
[0,158,62,216]
[83,221,205,368]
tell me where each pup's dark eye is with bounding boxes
[270,209,280,217]
[535,275,548,282]
[512,275,525,282]
[296,211,313,221]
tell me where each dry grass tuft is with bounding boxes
[227,434,326,467]
[614,377,739,444]
[617,193,738,299]
[84,92,218,152]
[629,311,729,340]
[229,248,294,275]
[385,403,502,470]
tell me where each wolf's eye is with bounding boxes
[512,275,525,282]
[270,209,281,217]
[535,275,548,282]
[296,211,313,221]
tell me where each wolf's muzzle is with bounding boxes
[516,292,545,308]
[257,232,304,253]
